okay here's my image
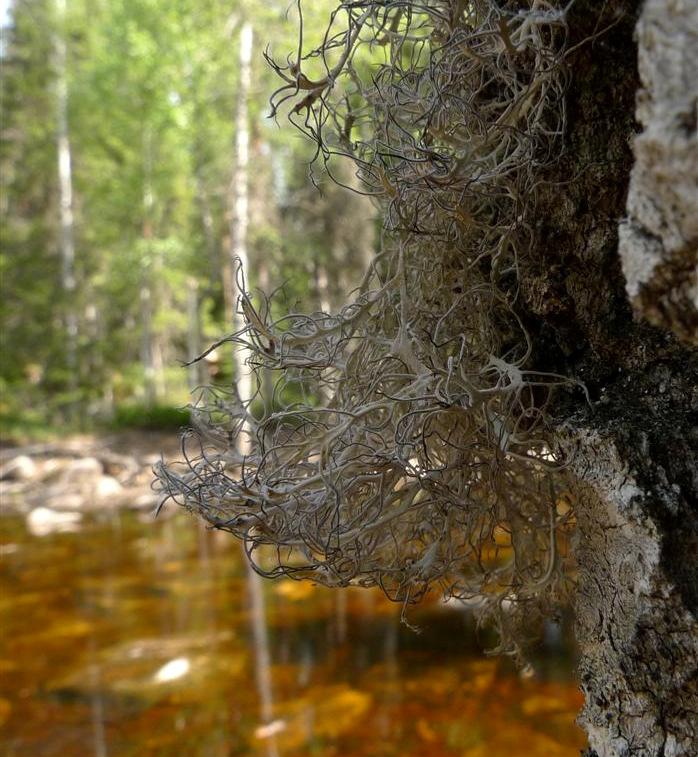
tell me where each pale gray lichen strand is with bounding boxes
[155,1,583,656]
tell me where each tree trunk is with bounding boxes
[139,126,165,407]
[618,1,698,348]
[226,20,254,432]
[139,280,157,407]
[194,168,219,294]
[244,553,279,757]
[225,24,279,749]
[186,277,203,392]
[519,1,697,753]
[256,256,274,419]
[54,0,78,403]
[315,260,332,314]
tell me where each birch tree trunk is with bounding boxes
[315,260,332,315]
[140,127,163,407]
[227,20,254,440]
[226,24,278,754]
[54,0,78,401]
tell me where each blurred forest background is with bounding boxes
[1,0,376,440]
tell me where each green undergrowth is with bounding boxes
[0,402,191,445]
[110,403,191,431]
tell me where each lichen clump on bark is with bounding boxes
[157,1,592,655]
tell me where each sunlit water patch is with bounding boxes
[0,509,585,756]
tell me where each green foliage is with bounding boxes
[112,403,190,430]
[1,0,368,436]
[0,396,56,444]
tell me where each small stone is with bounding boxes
[47,494,85,511]
[26,507,82,537]
[61,457,103,483]
[0,455,38,481]
[95,475,123,500]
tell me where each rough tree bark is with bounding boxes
[521,1,697,753]
[618,0,698,347]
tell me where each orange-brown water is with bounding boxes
[0,509,585,756]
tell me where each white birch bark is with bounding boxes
[227,25,277,755]
[226,21,254,454]
[54,0,78,393]
[140,127,164,406]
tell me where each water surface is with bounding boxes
[0,509,585,756]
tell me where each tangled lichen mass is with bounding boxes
[156,0,587,655]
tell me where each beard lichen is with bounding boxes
[156,1,591,659]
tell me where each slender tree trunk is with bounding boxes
[140,126,164,406]
[84,301,110,419]
[226,20,254,430]
[186,56,220,298]
[226,27,278,752]
[54,0,78,404]
[244,555,279,757]
[256,257,274,418]
[313,259,332,404]
[139,282,156,407]
[194,168,219,294]
[186,277,203,392]
[315,260,332,314]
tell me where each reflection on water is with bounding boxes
[0,510,585,756]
